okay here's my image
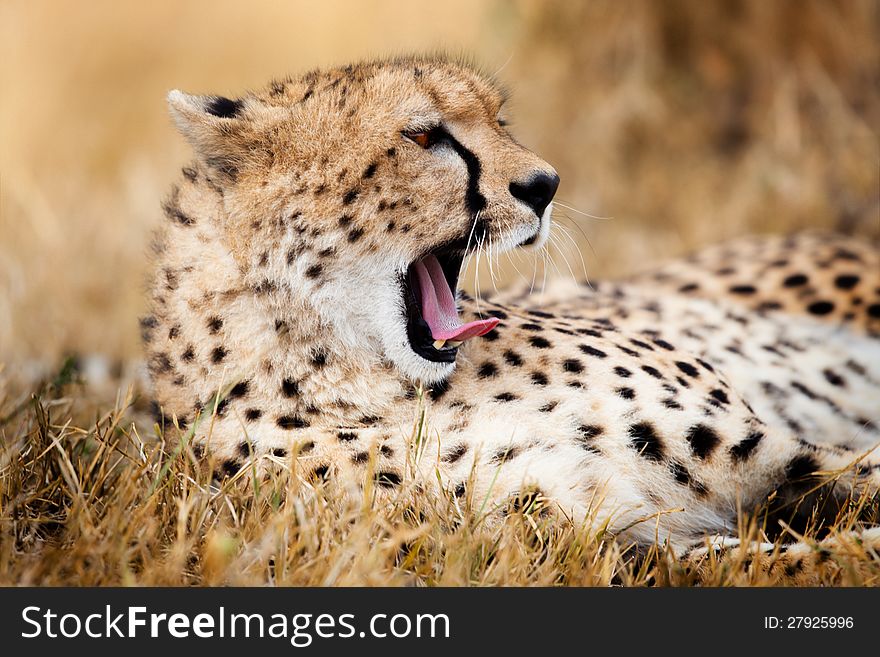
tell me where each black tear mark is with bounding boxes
[437,128,487,215]
[205,96,244,118]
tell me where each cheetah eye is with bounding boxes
[402,126,442,149]
[497,118,509,127]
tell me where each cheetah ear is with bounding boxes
[167,90,250,180]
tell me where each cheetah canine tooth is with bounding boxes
[433,339,447,349]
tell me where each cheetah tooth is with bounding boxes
[448,340,463,348]
[433,339,447,349]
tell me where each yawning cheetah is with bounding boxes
[144,56,880,552]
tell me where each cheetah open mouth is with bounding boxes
[402,248,499,363]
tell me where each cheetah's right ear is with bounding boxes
[167,90,251,180]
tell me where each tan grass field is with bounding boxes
[1,0,879,586]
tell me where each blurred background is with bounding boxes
[1,0,878,381]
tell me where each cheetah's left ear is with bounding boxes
[167,90,252,180]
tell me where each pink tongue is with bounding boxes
[412,255,499,342]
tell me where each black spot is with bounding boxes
[311,350,327,367]
[785,454,819,480]
[615,386,636,400]
[429,378,451,400]
[678,283,699,293]
[628,422,664,461]
[577,328,603,338]
[358,415,380,426]
[489,443,521,464]
[149,352,173,374]
[481,329,500,342]
[494,392,518,402]
[641,365,663,379]
[709,389,729,404]
[630,339,654,351]
[375,471,401,488]
[577,424,603,440]
[351,451,369,464]
[670,461,708,496]
[168,325,180,340]
[783,273,808,287]
[614,366,632,378]
[487,309,508,320]
[347,227,365,242]
[214,397,230,417]
[244,408,262,422]
[207,316,223,333]
[277,415,309,429]
[867,303,880,318]
[617,345,639,357]
[338,214,354,228]
[527,310,555,319]
[807,300,835,315]
[675,361,700,378]
[530,372,549,386]
[539,401,558,413]
[453,482,466,498]
[272,448,287,458]
[205,96,243,118]
[442,443,469,464]
[503,350,523,367]
[342,189,359,205]
[729,431,764,461]
[478,361,498,378]
[386,147,396,157]
[662,399,683,410]
[696,358,715,373]
[653,338,675,351]
[529,336,551,349]
[229,380,249,399]
[729,285,757,295]
[579,344,607,358]
[310,464,330,481]
[834,274,859,290]
[362,162,378,179]
[379,444,394,458]
[237,442,252,458]
[822,369,846,387]
[219,460,240,478]
[562,358,584,373]
[211,347,226,364]
[686,424,720,459]
[337,431,358,442]
[520,323,543,331]
[181,346,195,362]
[305,264,323,279]
[281,378,299,397]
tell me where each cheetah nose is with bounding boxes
[509,171,560,218]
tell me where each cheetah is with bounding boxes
[145,56,880,552]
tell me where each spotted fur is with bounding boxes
[146,56,880,554]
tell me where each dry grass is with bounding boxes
[1,1,878,585]
[1,359,879,587]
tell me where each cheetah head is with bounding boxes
[167,57,558,386]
